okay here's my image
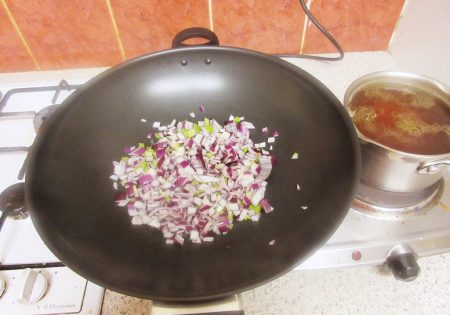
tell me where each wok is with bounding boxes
[26,28,360,301]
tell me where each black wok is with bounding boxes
[26,28,360,301]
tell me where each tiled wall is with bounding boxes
[0,0,405,73]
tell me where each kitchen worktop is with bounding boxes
[2,51,449,315]
[100,252,450,315]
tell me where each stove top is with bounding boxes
[0,76,449,313]
[0,81,104,315]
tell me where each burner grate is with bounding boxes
[0,80,81,180]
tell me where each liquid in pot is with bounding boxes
[349,83,450,155]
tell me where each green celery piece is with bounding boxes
[193,124,202,133]
[234,116,241,123]
[120,156,128,162]
[140,161,149,172]
[249,204,261,214]
[243,147,249,153]
[138,143,145,148]
[144,148,154,157]
[206,152,214,158]
[155,132,162,140]
[182,128,196,138]
[205,125,214,134]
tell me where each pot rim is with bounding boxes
[344,71,450,159]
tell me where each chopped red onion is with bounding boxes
[112,114,277,245]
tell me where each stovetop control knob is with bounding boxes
[387,244,420,282]
[17,268,48,304]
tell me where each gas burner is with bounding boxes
[0,183,28,231]
[352,180,444,220]
[33,105,58,132]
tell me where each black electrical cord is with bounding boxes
[276,0,344,61]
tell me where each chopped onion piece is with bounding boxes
[268,239,276,245]
[141,118,147,123]
[111,114,278,245]
[131,216,143,225]
[291,152,299,159]
[297,184,301,191]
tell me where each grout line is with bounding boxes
[208,0,214,31]
[299,0,313,54]
[1,0,40,69]
[387,0,409,50]
[105,0,126,60]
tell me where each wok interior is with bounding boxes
[27,48,359,300]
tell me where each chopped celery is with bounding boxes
[193,123,202,133]
[205,125,214,133]
[181,128,196,138]
[249,204,261,214]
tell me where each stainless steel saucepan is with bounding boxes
[344,71,450,193]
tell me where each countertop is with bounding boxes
[2,51,450,315]
[100,253,450,315]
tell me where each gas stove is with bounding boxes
[0,70,449,314]
[0,81,104,315]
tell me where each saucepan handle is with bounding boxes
[417,158,450,174]
[172,27,220,48]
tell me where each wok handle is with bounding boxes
[172,27,219,48]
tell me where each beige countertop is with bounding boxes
[99,252,450,315]
[2,51,449,315]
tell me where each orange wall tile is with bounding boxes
[110,0,210,59]
[212,0,304,54]
[5,0,123,70]
[0,0,407,73]
[302,0,405,54]
[0,4,35,72]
